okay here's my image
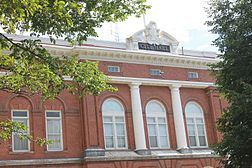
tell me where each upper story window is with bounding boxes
[102,98,127,149]
[45,111,63,151]
[185,102,208,148]
[149,69,162,76]
[188,72,199,79]
[108,66,120,73]
[146,100,169,149]
[12,110,29,152]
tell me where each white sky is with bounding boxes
[95,0,218,52]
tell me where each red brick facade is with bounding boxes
[0,59,226,168]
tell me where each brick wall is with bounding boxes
[0,61,225,167]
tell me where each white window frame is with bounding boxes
[185,102,208,148]
[149,69,162,76]
[146,100,170,149]
[102,98,128,150]
[45,110,63,151]
[108,66,120,73]
[11,110,30,152]
[188,72,199,79]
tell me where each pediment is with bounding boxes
[126,21,179,53]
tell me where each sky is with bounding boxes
[95,0,218,52]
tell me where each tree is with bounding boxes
[206,0,252,167]
[0,0,150,145]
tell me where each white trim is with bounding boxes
[185,102,208,148]
[11,110,30,152]
[146,100,170,149]
[62,75,215,88]
[45,110,63,151]
[4,34,219,69]
[102,98,128,150]
[40,44,219,70]
[108,76,214,88]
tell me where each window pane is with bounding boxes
[116,123,125,136]
[13,119,28,133]
[196,118,203,124]
[186,118,194,124]
[108,66,120,72]
[187,124,195,136]
[102,100,124,113]
[158,124,167,136]
[46,112,60,117]
[158,118,166,123]
[160,136,168,148]
[48,135,61,150]
[199,136,207,146]
[148,124,156,136]
[13,111,27,117]
[186,103,202,117]
[13,134,28,151]
[197,125,205,135]
[115,116,124,122]
[149,69,161,76]
[103,116,112,122]
[13,118,27,125]
[105,136,114,148]
[117,136,126,148]
[188,72,199,79]
[47,119,61,134]
[147,117,155,123]
[149,136,158,147]
[104,123,113,136]
[146,101,164,114]
[189,136,197,146]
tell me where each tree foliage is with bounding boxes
[207,0,252,167]
[0,0,149,144]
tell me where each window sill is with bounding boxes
[45,150,67,153]
[189,146,209,149]
[9,151,34,155]
[149,148,171,151]
[104,148,129,151]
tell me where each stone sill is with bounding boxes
[0,150,220,166]
[0,158,82,167]
[84,149,220,162]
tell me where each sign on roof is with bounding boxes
[126,21,179,54]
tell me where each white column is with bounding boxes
[170,84,189,150]
[130,82,147,150]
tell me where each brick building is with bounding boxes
[0,22,227,167]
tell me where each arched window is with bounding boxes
[146,100,169,148]
[185,102,208,148]
[102,98,127,149]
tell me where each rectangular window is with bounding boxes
[188,72,199,79]
[108,66,120,72]
[186,117,207,147]
[147,117,169,148]
[12,110,29,152]
[45,111,63,151]
[149,69,161,76]
[103,116,127,149]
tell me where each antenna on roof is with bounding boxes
[110,23,120,42]
[143,14,147,28]
[114,23,119,42]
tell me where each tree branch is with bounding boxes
[0,33,64,80]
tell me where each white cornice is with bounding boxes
[63,76,214,88]
[109,76,214,89]
[42,44,219,70]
